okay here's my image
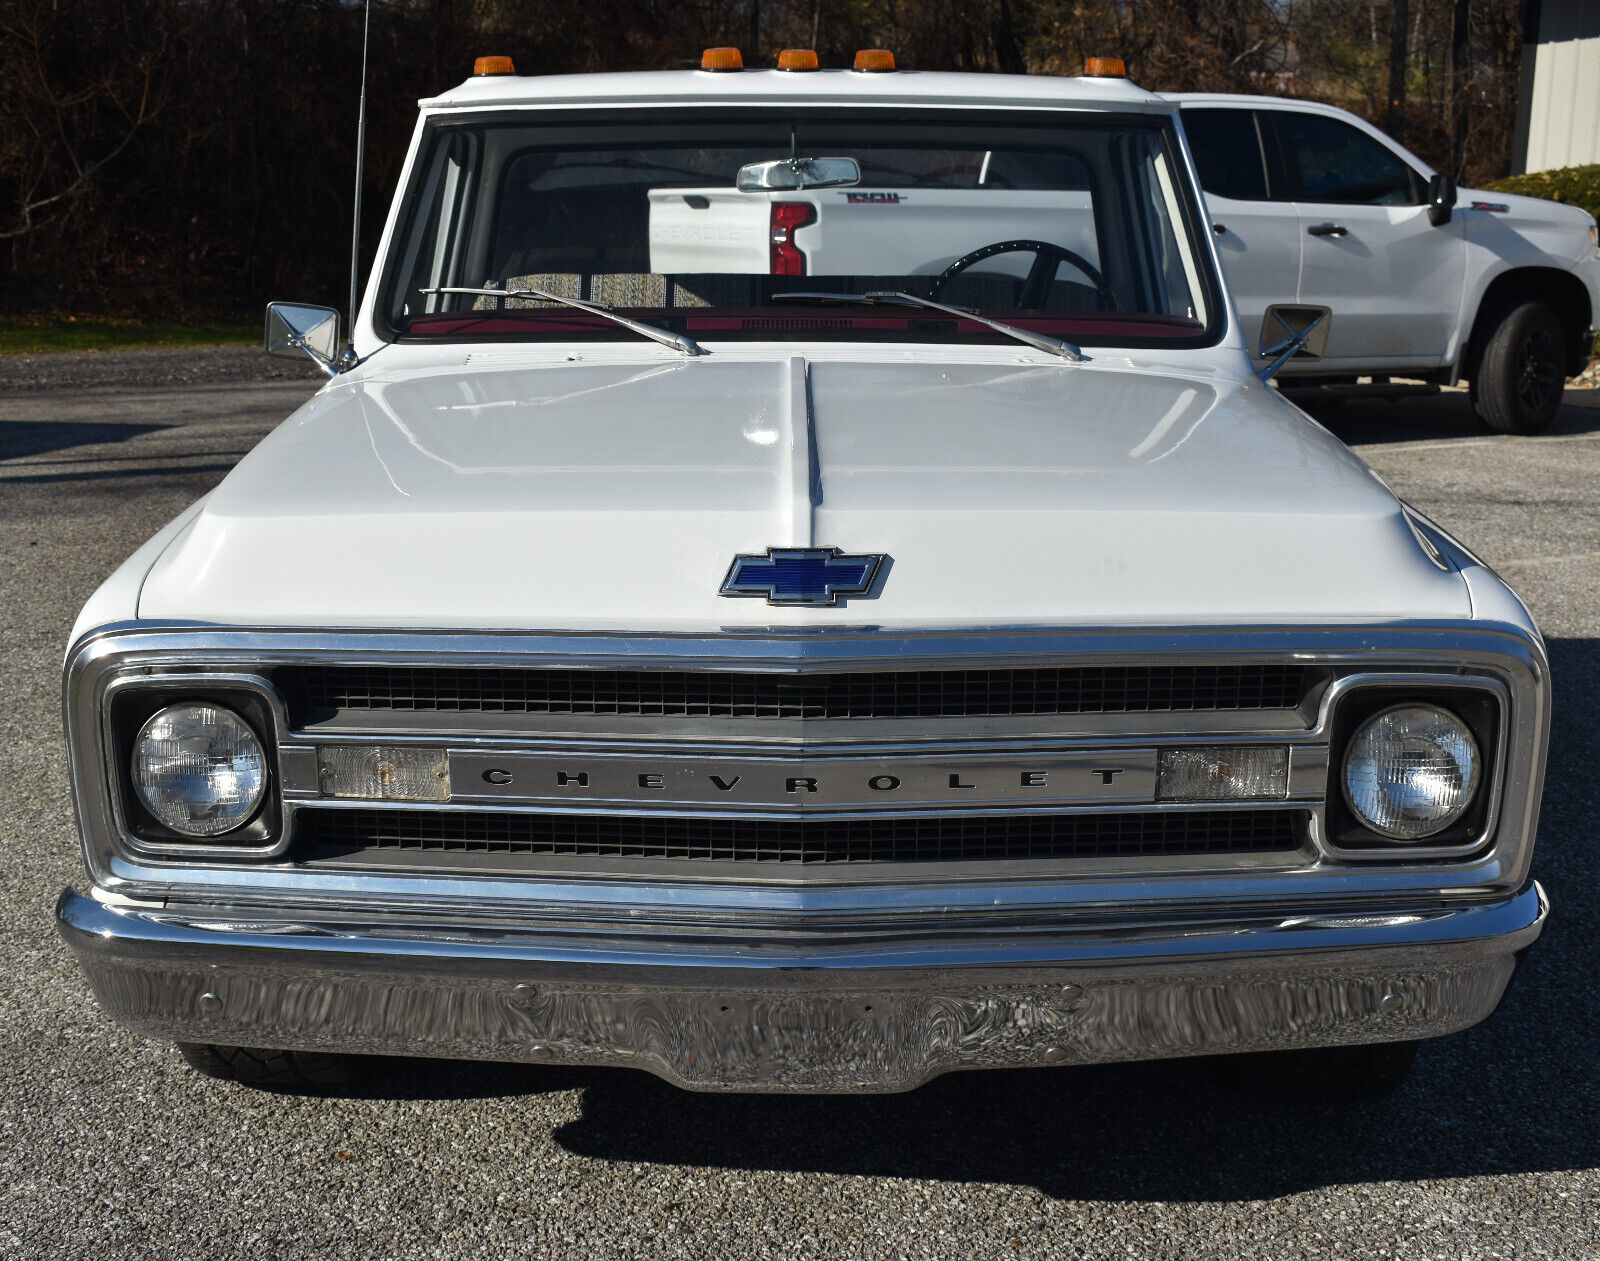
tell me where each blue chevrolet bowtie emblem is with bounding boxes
[720,547,887,607]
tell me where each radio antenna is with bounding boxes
[345,0,372,367]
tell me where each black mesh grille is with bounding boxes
[290,664,1314,721]
[296,808,1302,865]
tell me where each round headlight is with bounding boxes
[1342,704,1480,841]
[131,703,268,838]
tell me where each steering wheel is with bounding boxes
[929,239,1118,310]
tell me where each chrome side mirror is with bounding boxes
[1427,172,1457,227]
[1258,304,1332,382]
[265,302,340,377]
[736,156,861,192]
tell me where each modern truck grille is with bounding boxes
[288,663,1315,721]
[296,807,1303,866]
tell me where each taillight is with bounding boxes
[770,201,816,276]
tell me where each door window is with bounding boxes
[1182,109,1270,201]
[1273,113,1420,205]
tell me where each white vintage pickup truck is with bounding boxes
[57,51,1549,1098]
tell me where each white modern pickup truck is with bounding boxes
[1174,94,1600,433]
[57,52,1549,1099]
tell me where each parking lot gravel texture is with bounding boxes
[2,348,1597,1259]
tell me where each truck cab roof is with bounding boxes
[421,67,1174,115]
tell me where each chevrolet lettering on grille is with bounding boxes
[448,750,1157,810]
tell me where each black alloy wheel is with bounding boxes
[1471,300,1568,435]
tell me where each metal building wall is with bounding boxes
[1514,0,1600,174]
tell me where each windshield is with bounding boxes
[383,110,1219,349]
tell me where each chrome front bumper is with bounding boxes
[57,883,1546,1093]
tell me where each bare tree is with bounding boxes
[1450,0,1472,177]
[0,3,167,242]
[1386,0,1410,140]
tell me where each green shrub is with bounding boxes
[1484,164,1600,223]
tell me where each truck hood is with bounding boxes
[138,351,1468,630]
[1459,185,1597,234]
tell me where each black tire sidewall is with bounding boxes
[1473,300,1566,435]
[176,1042,356,1089]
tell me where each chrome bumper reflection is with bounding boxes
[57,884,1546,1093]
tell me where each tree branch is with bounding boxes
[0,42,159,241]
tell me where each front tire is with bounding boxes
[176,1042,359,1089]
[1471,300,1567,434]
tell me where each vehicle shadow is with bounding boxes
[0,462,244,485]
[0,418,172,460]
[1305,386,1600,447]
[329,635,1600,1202]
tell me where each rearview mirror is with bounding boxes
[1427,172,1457,227]
[265,301,340,376]
[736,156,861,192]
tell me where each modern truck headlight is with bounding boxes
[1342,704,1480,840]
[131,703,268,837]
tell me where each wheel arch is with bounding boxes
[1465,267,1594,379]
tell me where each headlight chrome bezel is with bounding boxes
[103,673,285,859]
[1325,681,1504,855]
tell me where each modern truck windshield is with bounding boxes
[383,110,1220,349]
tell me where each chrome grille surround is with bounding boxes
[65,622,1548,927]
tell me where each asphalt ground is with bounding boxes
[1,353,1597,1259]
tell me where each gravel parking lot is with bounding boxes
[1,350,1596,1260]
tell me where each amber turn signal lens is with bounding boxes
[1083,56,1127,77]
[853,48,896,72]
[472,55,516,76]
[701,46,744,71]
[777,48,820,71]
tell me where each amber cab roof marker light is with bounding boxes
[472,56,516,76]
[700,47,744,71]
[853,49,897,72]
[776,48,820,71]
[1083,57,1128,78]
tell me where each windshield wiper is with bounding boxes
[772,290,1084,362]
[422,285,705,356]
